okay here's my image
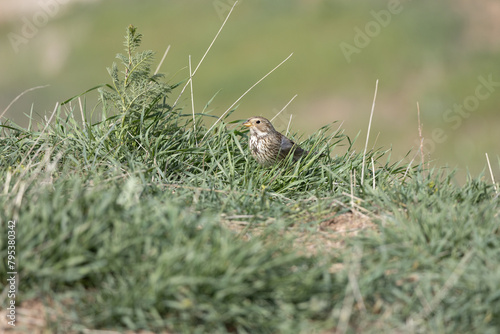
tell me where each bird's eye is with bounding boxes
[256,120,261,124]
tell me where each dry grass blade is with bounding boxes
[201,52,294,143]
[285,114,293,137]
[189,55,197,145]
[270,94,298,122]
[78,96,85,131]
[1,85,50,120]
[417,102,425,166]
[485,153,498,194]
[172,1,238,109]
[361,79,378,184]
[371,157,376,189]
[154,45,171,75]
[16,103,59,173]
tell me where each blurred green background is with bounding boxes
[1,0,499,180]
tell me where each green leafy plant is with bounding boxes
[100,25,172,130]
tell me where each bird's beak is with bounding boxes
[243,121,252,128]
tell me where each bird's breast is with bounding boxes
[249,134,281,166]
[249,136,266,154]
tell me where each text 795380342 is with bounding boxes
[6,220,17,327]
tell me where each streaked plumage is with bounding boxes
[243,116,308,166]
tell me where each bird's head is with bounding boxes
[243,117,276,137]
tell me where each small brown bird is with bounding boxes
[243,116,308,166]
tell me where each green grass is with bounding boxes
[1,26,500,333]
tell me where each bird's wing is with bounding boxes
[280,135,295,152]
[280,135,308,161]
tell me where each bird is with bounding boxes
[243,116,309,166]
